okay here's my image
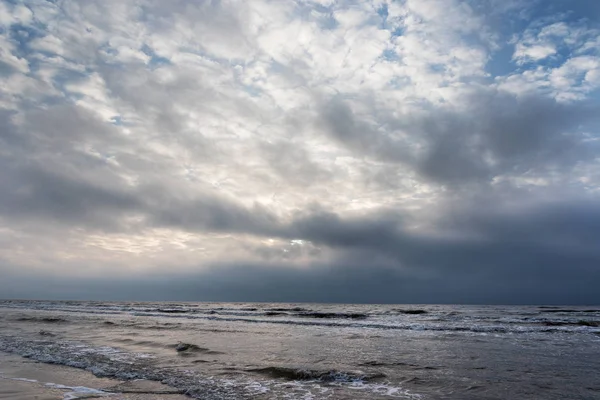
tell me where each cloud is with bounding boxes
[318,90,599,185]
[3,199,600,304]
[0,0,599,303]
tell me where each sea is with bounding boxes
[0,300,599,399]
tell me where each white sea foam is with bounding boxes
[1,376,39,383]
[0,375,115,400]
[45,383,114,400]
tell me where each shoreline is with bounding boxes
[0,351,190,400]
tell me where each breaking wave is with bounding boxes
[0,335,243,400]
[0,335,416,399]
[248,366,386,382]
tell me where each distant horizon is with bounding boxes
[2,298,599,307]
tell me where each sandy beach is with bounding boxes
[0,351,189,400]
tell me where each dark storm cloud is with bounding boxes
[0,159,283,235]
[162,247,600,305]
[288,208,404,249]
[125,197,600,305]
[0,164,140,230]
[286,198,600,265]
[454,92,599,172]
[275,204,599,302]
[1,95,599,307]
[4,199,600,304]
[321,98,416,165]
[183,199,599,304]
[149,192,281,236]
[0,106,141,230]
[320,91,600,185]
[48,200,600,302]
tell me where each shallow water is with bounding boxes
[0,350,190,399]
[1,300,599,399]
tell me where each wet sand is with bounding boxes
[0,351,189,400]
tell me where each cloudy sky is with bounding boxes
[1,0,599,304]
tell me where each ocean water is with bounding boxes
[0,300,599,399]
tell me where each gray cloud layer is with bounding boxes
[0,0,599,304]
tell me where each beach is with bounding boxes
[1,300,599,399]
[0,351,189,400]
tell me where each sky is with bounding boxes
[1,0,600,304]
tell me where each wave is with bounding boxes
[1,301,366,319]
[171,342,224,355]
[0,335,414,399]
[395,309,428,315]
[0,335,242,400]
[359,361,440,370]
[119,312,600,335]
[248,366,386,383]
[7,310,600,336]
[266,307,309,312]
[4,301,600,337]
[539,309,600,314]
[15,316,68,323]
[295,312,368,319]
[131,308,370,320]
[541,320,600,327]
[156,308,193,314]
